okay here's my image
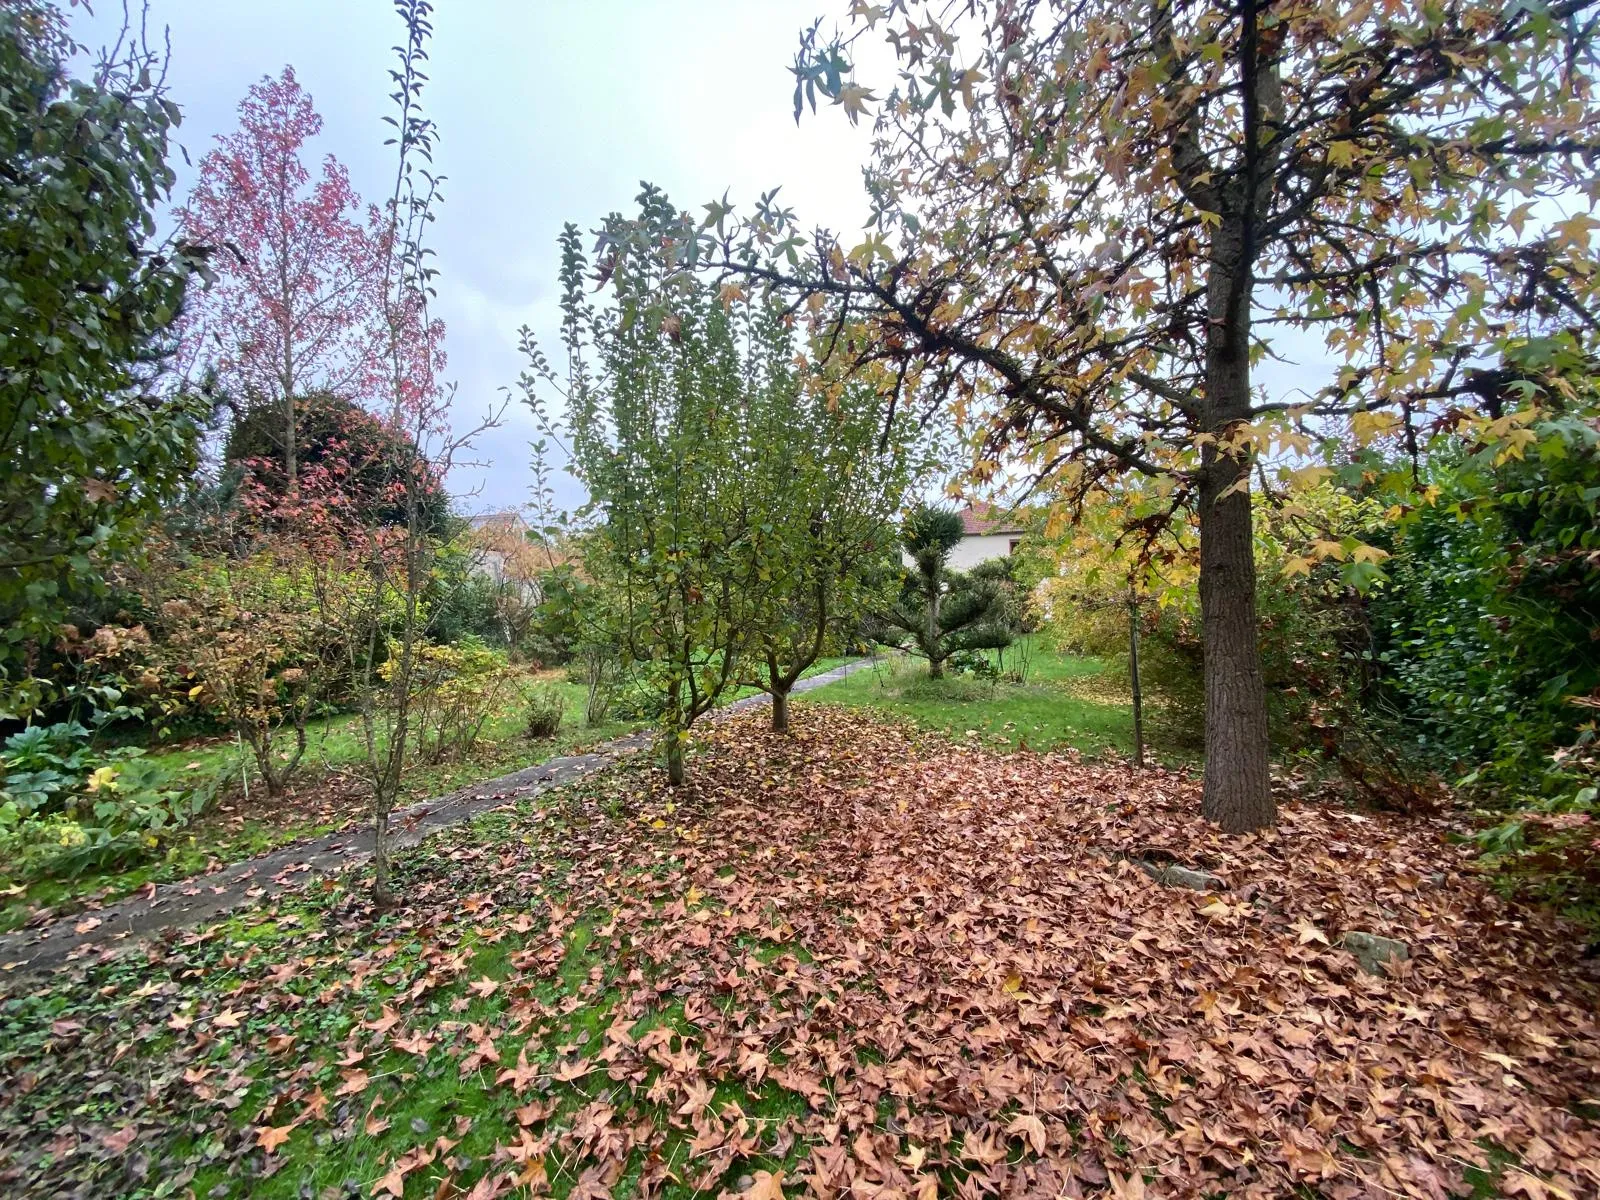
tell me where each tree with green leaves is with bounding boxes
[741,318,923,731]
[0,3,207,716]
[523,193,768,786]
[598,0,1600,833]
[881,506,1013,678]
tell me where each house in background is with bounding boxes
[948,503,1027,569]
[466,509,576,591]
[901,503,1027,571]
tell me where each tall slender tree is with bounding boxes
[180,66,390,497]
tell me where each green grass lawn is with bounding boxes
[809,637,1162,759]
[1,657,855,932]
[143,655,855,796]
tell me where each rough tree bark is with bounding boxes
[1197,220,1274,832]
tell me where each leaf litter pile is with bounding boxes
[3,707,1598,1199]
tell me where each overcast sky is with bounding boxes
[69,0,877,516]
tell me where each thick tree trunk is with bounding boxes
[771,686,790,733]
[1198,223,1274,833]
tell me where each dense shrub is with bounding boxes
[945,649,1000,680]
[226,391,453,536]
[0,721,207,882]
[1063,602,1206,751]
[385,637,517,763]
[0,4,206,715]
[425,565,506,650]
[607,673,670,723]
[1372,425,1599,791]
[522,685,565,740]
[1365,416,1600,912]
[155,543,346,794]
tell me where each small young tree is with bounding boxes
[741,318,921,732]
[521,194,776,785]
[319,0,493,904]
[882,507,1013,678]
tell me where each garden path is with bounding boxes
[0,656,884,975]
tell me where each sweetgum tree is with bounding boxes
[600,0,1600,831]
[180,67,406,498]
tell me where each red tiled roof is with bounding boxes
[958,503,1025,536]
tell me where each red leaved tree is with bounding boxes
[179,66,390,498]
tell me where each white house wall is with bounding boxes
[948,534,1018,570]
[901,533,1018,573]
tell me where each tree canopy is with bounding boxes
[224,390,452,535]
[596,0,1600,831]
[0,5,206,714]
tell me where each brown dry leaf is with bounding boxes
[495,1046,539,1094]
[101,1125,137,1154]
[373,1145,437,1199]
[1006,1113,1047,1155]
[255,1123,294,1154]
[335,1068,369,1098]
[740,1169,786,1199]
[677,1076,714,1117]
[82,478,118,504]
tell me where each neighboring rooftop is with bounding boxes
[957,502,1025,536]
[468,509,527,529]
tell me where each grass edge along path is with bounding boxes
[0,657,884,975]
